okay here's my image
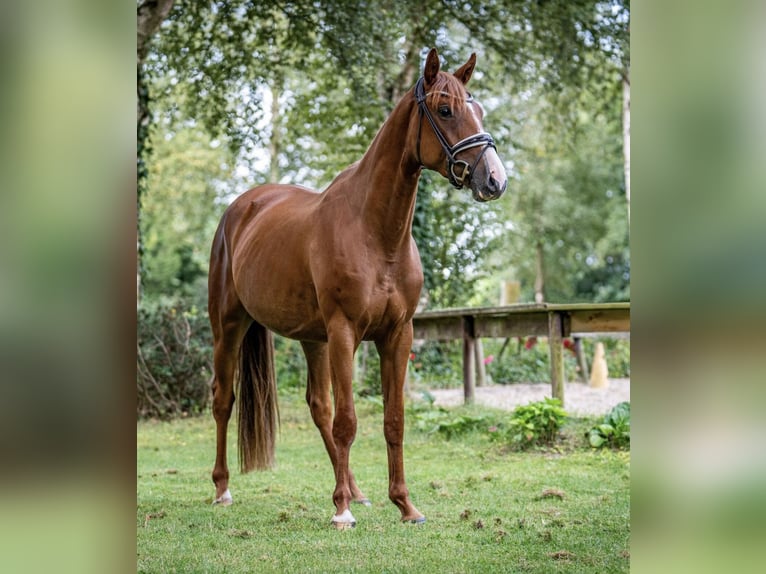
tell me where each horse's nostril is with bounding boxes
[487,176,507,197]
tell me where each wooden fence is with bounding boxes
[412,302,630,406]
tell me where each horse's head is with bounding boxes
[412,48,507,202]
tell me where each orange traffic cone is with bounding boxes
[589,342,609,389]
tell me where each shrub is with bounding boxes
[356,341,383,396]
[274,335,307,391]
[409,393,496,439]
[587,401,630,449]
[137,298,213,419]
[506,398,568,449]
[486,338,581,384]
[408,340,463,388]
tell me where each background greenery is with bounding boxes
[136,0,631,418]
[138,0,630,307]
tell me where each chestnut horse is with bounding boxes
[208,48,507,528]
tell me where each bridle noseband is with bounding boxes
[414,76,497,189]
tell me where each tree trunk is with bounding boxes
[391,40,420,103]
[534,241,545,303]
[137,0,175,302]
[137,0,176,64]
[268,81,282,184]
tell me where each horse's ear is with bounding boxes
[453,53,477,85]
[423,48,440,88]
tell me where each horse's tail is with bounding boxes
[237,321,279,473]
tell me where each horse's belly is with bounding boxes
[233,260,327,341]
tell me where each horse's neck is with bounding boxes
[353,97,421,252]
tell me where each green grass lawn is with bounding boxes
[137,392,629,573]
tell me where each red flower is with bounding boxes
[409,352,416,361]
[524,337,538,349]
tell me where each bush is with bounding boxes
[504,398,568,449]
[587,401,630,449]
[485,337,630,383]
[355,341,382,396]
[137,298,213,419]
[409,394,495,439]
[486,338,581,384]
[408,341,464,388]
[274,335,307,391]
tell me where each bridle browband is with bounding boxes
[414,76,497,189]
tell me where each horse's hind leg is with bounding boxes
[301,341,370,509]
[210,302,251,505]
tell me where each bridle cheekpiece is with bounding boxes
[414,76,497,189]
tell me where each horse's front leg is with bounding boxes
[301,341,370,507]
[326,318,360,529]
[377,322,426,523]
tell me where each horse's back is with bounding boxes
[225,183,320,228]
[212,183,328,339]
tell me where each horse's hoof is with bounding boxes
[354,498,372,507]
[403,516,426,525]
[331,509,357,530]
[212,489,233,506]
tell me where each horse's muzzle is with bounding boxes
[472,175,507,202]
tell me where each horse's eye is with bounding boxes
[438,106,452,118]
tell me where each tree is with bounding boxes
[138,0,176,299]
[138,0,630,305]
[140,125,234,300]
[495,77,628,303]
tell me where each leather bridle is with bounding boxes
[414,76,497,189]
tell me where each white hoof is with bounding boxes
[331,509,356,529]
[213,489,232,506]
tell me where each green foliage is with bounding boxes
[490,339,555,383]
[484,337,629,382]
[137,298,213,419]
[409,393,497,440]
[140,126,232,299]
[501,88,629,304]
[432,413,492,439]
[142,2,631,310]
[413,172,505,309]
[413,408,493,440]
[588,401,630,449]
[485,338,582,383]
[408,340,464,388]
[505,398,569,449]
[355,341,383,397]
[273,335,307,391]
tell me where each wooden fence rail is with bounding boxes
[412,302,630,406]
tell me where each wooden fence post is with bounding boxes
[548,312,565,405]
[574,336,589,383]
[462,316,476,404]
[474,337,487,387]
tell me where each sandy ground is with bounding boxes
[421,378,630,417]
